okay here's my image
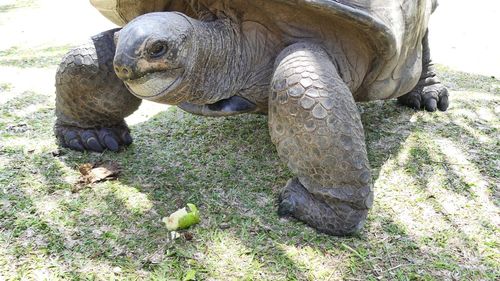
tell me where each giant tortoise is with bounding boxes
[54,0,449,235]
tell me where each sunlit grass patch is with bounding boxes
[203,232,263,279]
[0,82,13,92]
[0,45,73,68]
[356,68,499,279]
[436,64,500,94]
[280,244,347,280]
[0,0,38,14]
[111,183,154,214]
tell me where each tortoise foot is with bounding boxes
[398,83,449,112]
[278,178,368,236]
[55,123,132,153]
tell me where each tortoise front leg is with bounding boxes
[269,43,373,236]
[55,29,142,152]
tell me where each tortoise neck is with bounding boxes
[176,17,245,105]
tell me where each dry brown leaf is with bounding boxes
[88,162,121,183]
[73,161,121,192]
[78,163,93,176]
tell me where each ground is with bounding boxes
[0,0,499,280]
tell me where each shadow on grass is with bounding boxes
[1,68,498,279]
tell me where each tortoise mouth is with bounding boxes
[124,68,184,99]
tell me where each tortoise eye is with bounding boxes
[148,42,168,58]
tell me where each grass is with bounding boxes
[0,0,38,14]
[0,45,73,68]
[0,2,499,281]
[0,82,13,92]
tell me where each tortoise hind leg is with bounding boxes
[398,30,449,112]
[270,43,373,236]
[55,29,142,152]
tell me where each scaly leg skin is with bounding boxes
[270,43,374,236]
[398,30,449,112]
[55,29,142,152]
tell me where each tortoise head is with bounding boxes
[113,12,195,104]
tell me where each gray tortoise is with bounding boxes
[55,0,449,235]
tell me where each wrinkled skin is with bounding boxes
[54,0,448,235]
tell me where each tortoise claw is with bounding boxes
[68,139,85,152]
[98,128,120,152]
[120,130,133,145]
[424,98,437,112]
[81,131,103,152]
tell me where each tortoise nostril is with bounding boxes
[114,65,132,79]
